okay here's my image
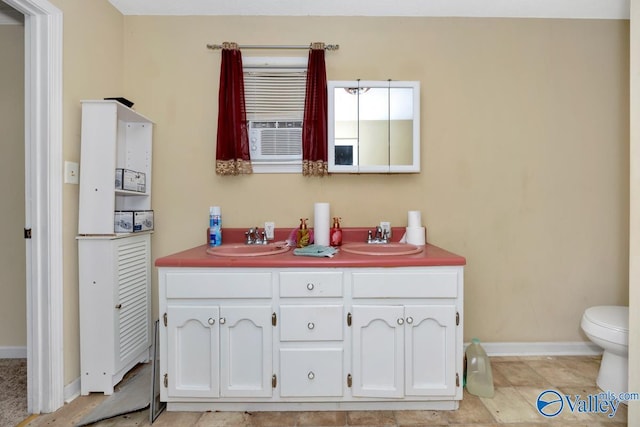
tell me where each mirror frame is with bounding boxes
[327,80,420,173]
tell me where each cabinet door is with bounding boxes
[351,305,404,398]
[115,234,150,371]
[219,305,273,397]
[166,305,219,398]
[405,305,457,396]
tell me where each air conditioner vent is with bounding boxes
[249,120,303,161]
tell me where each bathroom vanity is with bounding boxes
[155,228,465,412]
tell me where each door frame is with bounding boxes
[3,0,63,414]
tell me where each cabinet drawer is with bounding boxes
[279,271,343,298]
[165,272,272,298]
[280,305,343,341]
[280,348,343,397]
[352,269,459,298]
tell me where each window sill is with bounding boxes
[251,162,303,174]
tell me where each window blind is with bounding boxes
[244,70,307,121]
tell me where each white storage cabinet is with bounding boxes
[77,100,153,394]
[157,266,464,411]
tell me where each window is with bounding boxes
[243,57,307,173]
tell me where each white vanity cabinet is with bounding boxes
[162,271,274,402]
[157,265,463,411]
[350,269,460,399]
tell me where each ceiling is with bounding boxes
[0,0,630,26]
[107,0,630,19]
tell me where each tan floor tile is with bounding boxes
[394,410,447,426]
[346,410,395,426]
[489,365,510,388]
[447,391,496,424]
[557,356,602,382]
[246,411,298,427]
[525,359,594,388]
[297,410,347,426]
[93,409,150,426]
[150,410,204,426]
[25,394,108,427]
[479,386,540,423]
[195,411,253,426]
[492,361,552,388]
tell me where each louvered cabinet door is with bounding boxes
[115,233,151,371]
[79,233,152,395]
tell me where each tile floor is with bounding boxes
[22,356,628,426]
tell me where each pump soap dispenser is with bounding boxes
[296,218,310,248]
[330,217,343,247]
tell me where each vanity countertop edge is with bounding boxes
[155,227,466,269]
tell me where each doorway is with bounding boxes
[2,0,63,414]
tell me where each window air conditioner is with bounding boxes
[249,120,303,162]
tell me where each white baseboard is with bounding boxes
[474,341,603,357]
[64,377,81,403]
[0,346,27,358]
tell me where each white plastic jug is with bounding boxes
[465,338,495,398]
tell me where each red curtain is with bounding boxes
[216,42,252,175]
[302,43,328,176]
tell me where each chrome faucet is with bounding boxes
[245,227,268,245]
[367,226,390,244]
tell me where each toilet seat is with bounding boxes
[581,306,629,346]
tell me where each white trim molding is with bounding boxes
[0,346,28,359]
[3,0,64,415]
[108,0,630,19]
[470,341,603,357]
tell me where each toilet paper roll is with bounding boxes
[405,226,426,246]
[407,210,422,228]
[314,202,330,246]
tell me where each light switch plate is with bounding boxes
[64,161,79,184]
[264,222,275,240]
[380,221,391,238]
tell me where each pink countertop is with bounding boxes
[155,227,466,268]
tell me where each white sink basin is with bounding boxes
[340,242,423,256]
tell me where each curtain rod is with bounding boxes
[207,43,339,51]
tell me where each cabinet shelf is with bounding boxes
[115,189,149,197]
[78,100,153,235]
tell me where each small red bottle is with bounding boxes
[330,217,342,247]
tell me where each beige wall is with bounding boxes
[123,16,629,344]
[17,8,628,389]
[49,0,124,384]
[0,24,26,347]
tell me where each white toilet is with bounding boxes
[581,305,629,395]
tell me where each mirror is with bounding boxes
[328,80,420,173]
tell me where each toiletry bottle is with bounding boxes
[330,217,343,247]
[209,206,222,247]
[296,218,310,248]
